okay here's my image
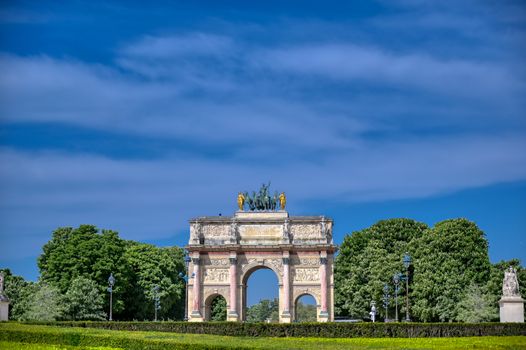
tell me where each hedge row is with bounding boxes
[24,321,526,338]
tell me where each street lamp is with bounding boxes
[107,273,115,321]
[403,253,412,322]
[382,283,390,322]
[153,284,161,321]
[393,272,401,322]
[178,252,192,321]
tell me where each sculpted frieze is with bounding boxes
[208,259,230,267]
[293,268,319,282]
[291,257,320,266]
[204,268,230,283]
[202,224,230,238]
[290,224,321,239]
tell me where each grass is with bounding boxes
[0,341,121,350]
[1,323,525,349]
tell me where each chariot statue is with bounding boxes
[239,183,285,211]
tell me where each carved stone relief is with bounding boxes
[202,224,230,238]
[291,257,320,266]
[190,222,201,243]
[204,268,229,283]
[208,259,230,267]
[293,268,319,282]
[241,257,283,275]
[290,224,321,239]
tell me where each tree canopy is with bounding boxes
[335,218,522,322]
[36,225,186,320]
[335,218,427,319]
[246,299,279,322]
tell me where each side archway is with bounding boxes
[203,292,228,321]
[294,293,318,322]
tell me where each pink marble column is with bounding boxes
[319,251,329,318]
[229,255,238,317]
[320,258,328,313]
[192,256,201,314]
[282,254,291,318]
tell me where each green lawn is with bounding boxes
[1,323,525,349]
[0,341,121,350]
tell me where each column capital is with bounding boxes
[229,257,237,264]
[282,257,290,265]
[320,257,328,265]
[192,257,200,265]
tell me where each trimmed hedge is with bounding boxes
[23,321,526,338]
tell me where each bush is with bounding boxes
[23,321,526,338]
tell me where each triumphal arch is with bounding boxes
[185,185,338,322]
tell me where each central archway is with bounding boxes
[242,266,280,322]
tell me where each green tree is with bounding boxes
[411,219,492,322]
[456,283,497,322]
[295,301,317,322]
[37,225,186,320]
[38,225,128,315]
[63,276,105,320]
[210,296,227,321]
[22,282,64,321]
[0,269,37,320]
[246,299,279,322]
[335,219,427,319]
[121,243,185,320]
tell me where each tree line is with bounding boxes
[334,218,526,322]
[2,225,186,321]
[2,218,524,322]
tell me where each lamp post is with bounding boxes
[107,273,115,321]
[393,272,401,322]
[382,283,390,322]
[179,252,192,321]
[153,284,161,321]
[403,253,412,322]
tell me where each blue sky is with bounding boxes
[0,1,525,306]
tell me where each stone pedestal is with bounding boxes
[0,301,8,321]
[499,296,524,323]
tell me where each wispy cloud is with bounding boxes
[2,130,525,260]
[256,43,524,101]
[1,1,525,264]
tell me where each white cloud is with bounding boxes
[1,131,525,259]
[120,33,234,59]
[255,43,524,101]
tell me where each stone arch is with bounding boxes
[203,291,228,321]
[241,261,283,286]
[293,292,318,322]
[294,291,318,306]
[240,263,282,321]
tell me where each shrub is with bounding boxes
[23,321,526,338]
